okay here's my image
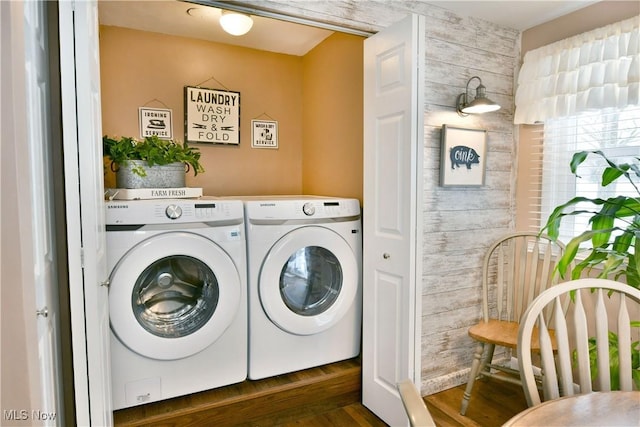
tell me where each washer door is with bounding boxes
[259,226,358,335]
[109,232,241,360]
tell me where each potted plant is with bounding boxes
[575,325,640,390]
[541,150,640,289]
[542,150,640,390]
[103,135,204,189]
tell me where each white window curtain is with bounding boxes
[514,16,639,125]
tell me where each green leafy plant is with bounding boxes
[103,135,205,177]
[541,150,640,289]
[573,321,640,390]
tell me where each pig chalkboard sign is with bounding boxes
[450,145,480,170]
[440,125,487,186]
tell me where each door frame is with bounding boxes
[59,1,113,424]
[52,2,423,424]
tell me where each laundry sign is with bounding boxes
[185,86,240,145]
[251,120,278,149]
[139,107,173,139]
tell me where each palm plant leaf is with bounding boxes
[541,151,639,289]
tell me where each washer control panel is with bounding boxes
[165,204,182,219]
[105,199,243,225]
[245,197,360,221]
[302,202,316,216]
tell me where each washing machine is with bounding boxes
[242,196,362,380]
[106,199,247,410]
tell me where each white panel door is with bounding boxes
[21,1,64,424]
[362,14,424,427]
[59,1,112,425]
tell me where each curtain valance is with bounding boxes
[514,16,639,124]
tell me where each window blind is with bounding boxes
[526,105,640,244]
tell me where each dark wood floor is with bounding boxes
[269,378,528,427]
[113,358,528,426]
[276,377,529,427]
[424,377,528,427]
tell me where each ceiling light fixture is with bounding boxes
[456,76,501,116]
[219,10,254,36]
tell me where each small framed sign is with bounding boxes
[251,120,278,149]
[440,125,487,187]
[139,107,173,139]
[184,86,240,145]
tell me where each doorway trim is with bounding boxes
[188,0,375,37]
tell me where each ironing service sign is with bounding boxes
[139,107,173,139]
[185,86,240,145]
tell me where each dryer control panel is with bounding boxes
[244,198,361,221]
[106,199,244,225]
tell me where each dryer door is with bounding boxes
[259,226,358,335]
[109,232,241,360]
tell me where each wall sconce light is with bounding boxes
[456,76,501,116]
[219,10,254,36]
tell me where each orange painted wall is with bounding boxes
[515,1,640,231]
[100,26,304,196]
[100,26,364,200]
[302,32,364,203]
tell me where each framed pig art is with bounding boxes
[440,125,487,187]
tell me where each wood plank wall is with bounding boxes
[248,0,520,395]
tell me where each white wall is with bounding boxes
[419,10,518,394]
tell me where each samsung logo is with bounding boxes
[107,205,129,209]
[259,203,276,207]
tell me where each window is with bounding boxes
[538,105,640,244]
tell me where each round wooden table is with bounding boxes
[502,391,640,426]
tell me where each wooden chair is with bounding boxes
[397,379,436,427]
[518,278,640,406]
[460,232,568,415]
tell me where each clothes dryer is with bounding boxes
[242,196,362,380]
[106,199,247,410]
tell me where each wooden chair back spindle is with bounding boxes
[518,278,640,407]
